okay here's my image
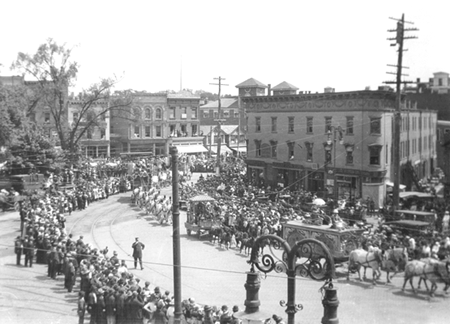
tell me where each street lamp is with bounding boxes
[242,235,338,324]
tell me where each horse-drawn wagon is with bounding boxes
[282,220,366,263]
[185,195,221,238]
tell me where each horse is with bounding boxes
[381,247,408,283]
[234,231,247,250]
[219,229,232,250]
[209,226,223,245]
[347,248,384,285]
[402,258,450,296]
[240,236,256,255]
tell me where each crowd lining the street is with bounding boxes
[10,152,450,323]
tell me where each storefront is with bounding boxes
[307,171,325,197]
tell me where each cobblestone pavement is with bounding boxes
[1,174,449,324]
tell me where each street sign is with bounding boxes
[213,119,227,122]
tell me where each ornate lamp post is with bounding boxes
[244,234,339,324]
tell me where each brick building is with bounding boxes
[242,80,437,208]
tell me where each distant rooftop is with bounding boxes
[235,78,268,89]
[272,81,299,91]
[168,90,200,99]
[200,98,238,109]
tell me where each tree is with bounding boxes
[11,38,133,154]
[0,81,40,147]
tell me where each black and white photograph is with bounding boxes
[1,1,449,323]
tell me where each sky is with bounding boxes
[1,0,449,96]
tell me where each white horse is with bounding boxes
[347,248,384,284]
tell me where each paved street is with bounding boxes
[1,174,449,324]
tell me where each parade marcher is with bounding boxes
[14,236,23,266]
[131,237,145,270]
[88,288,98,324]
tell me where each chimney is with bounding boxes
[267,84,271,96]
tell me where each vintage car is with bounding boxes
[184,195,221,238]
[384,209,436,234]
[283,220,366,263]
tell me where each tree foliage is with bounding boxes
[11,38,133,154]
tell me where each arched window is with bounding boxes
[144,107,152,120]
[155,108,162,120]
[133,107,142,119]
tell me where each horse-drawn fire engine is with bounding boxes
[184,195,221,238]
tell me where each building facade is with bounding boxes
[68,100,110,158]
[242,83,437,208]
[110,90,205,156]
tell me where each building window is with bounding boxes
[155,125,162,137]
[133,107,141,120]
[369,145,382,165]
[305,142,313,162]
[386,144,388,164]
[100,129,106,139]
[214,112,218,119]
[255,117,261,132]
[45,112,51,123]
[192,124,198,136]
[287,141,295,160]
[155,108,162,120]
[169,107,175,119]
[288,117,294,133]
[255,140,261,157]
[134,125,140,138]
[87,129,92,139]
[271,117,277,133]
[169,124,176,136]
[145,126,151,137]
[203,111,209,118]
[439,78,443,86]
[234,110,239,118]
[145,108,151,119]
[324,145,332,164]
[222,110,229,118]
[180,107,187,119]
[270,140,277,158]
[325,117,332,133]
[191,107,197,119]
[346,117,354,135]
[180,124,187,135]
[370,117,381,135]
[307,117,313,134]
[73,112,78,121]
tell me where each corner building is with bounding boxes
[242,85,437,208]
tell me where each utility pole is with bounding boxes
[385,14,418,211]
[210,76,228,174]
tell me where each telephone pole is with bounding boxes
[385,14,418,211]
[210,76,228,174]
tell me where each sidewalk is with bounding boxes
[0,210,77,324]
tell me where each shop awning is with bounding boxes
[209,145,232,154]
[399,191,435,199]
[229,145,247,152]
[174,145,208,154]
[386,181,406,190]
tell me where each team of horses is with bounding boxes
[347,246,450,297]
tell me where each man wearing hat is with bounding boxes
[14,236,23,266]
[131,237,145,270]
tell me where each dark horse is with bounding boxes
[240,236,256,255]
